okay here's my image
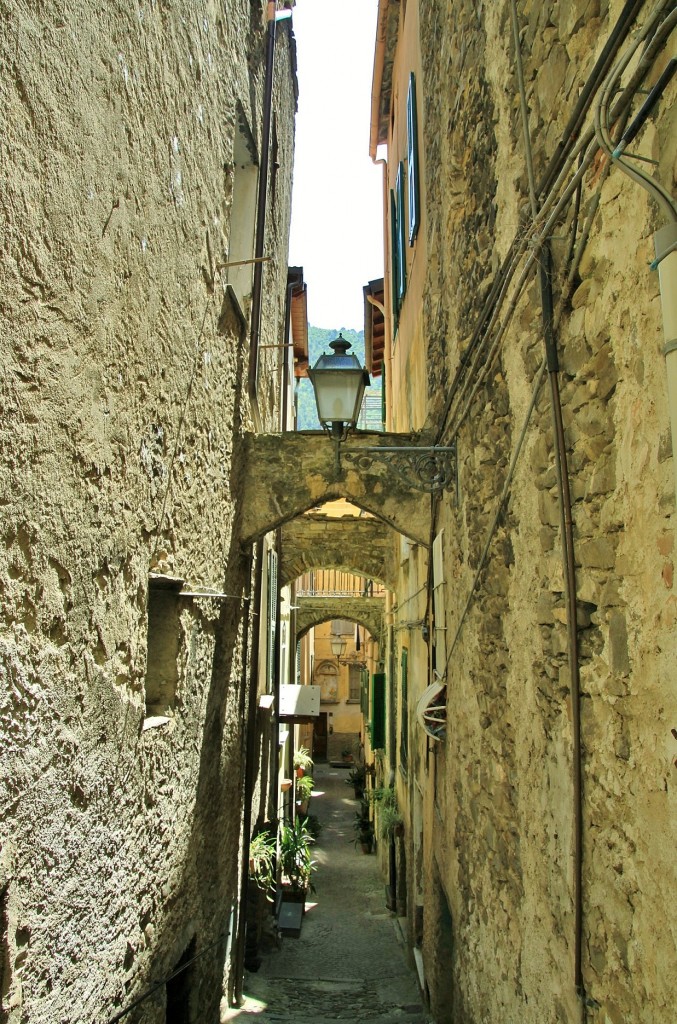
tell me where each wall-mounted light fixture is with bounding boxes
[308,334,370,442]
[307,333,457,492]
[330,635,347,658]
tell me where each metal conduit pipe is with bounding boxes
[435,0,649,448]
[267,531,283,823]
[537,0,644,198]
[248,2,277,397]
[281,269,303,431]
[443,27,666,448]
[655,221,677,507]
[541,248,586,1011]
[233,541,265,1007]
[510,2,586,1013]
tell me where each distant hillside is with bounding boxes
[296,325,382,431]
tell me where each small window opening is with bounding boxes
[228,107,258,318]
[145,577,182,717]
[348,664,361,702]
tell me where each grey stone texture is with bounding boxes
[0,2,296,1021]
[280,515,398,590]
[295,597,385,647]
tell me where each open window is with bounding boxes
[145,576,183,717]
[407,72,420,245]
[370,671,386,749]
[227,107,258,319]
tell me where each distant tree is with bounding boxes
[296,324,381,431]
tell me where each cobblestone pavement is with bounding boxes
[224,764,431,1024]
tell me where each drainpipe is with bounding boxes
[510,1,585,1011]
[232,542,264,1007]
[267,530,283,819]
[281,268,303,431]
[281,278,293,432]
[654,222,677,508]
[248,2,277,398]
[369,2,393,420]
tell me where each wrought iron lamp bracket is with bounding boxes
[341,444,457,494]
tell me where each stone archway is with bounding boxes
[239,431,437,547]
[295,598,385,644]
[280,513,398,589]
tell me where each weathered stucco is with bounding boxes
[0,2,296,1021]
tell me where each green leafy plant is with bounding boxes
[351,801,374,852]
[249,830,276,898]
[293,746,314,772]
[345,765,366,798]
[304,814,322,840]
[279,817,316,894]
[295,774,314,803]
[369,786,403,838]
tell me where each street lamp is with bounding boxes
[307,332,457,492]
[307,334,370,441]
[330,635,347,658]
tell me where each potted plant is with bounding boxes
[293,746,313,778]
[345,764,366,799]
[279,817,316,900]
[249,829,276,900]
[295,773,314,815]
[341,746,354,764]
[369,786,404,838]
[351,801,374,854]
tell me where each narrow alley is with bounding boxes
[225,765,430,1024]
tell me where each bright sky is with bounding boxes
[289,0,384,332]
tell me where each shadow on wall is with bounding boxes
[424,864,455,1024]
[114,304,253,1024]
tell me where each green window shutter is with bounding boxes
[380,357,386,430]
[390,189,399,326]
[400,648,408,766]
[396,162,407,303]
[371,672,386,750]
[407,72,420,245]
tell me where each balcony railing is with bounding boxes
[296,570,385,598]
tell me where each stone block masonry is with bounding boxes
[396,0,677,1022]
[0,2,296,1021]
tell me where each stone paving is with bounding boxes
[224,764,431,1024]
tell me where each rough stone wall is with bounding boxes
[388,0,677,1022]
[0,2,295,1021]
[280,515,398,590]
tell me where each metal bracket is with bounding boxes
[342,444,457,493]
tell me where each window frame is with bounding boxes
[407,72,420,245]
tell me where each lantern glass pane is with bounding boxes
[313,370,364,425]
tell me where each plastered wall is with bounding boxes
[0,2,295,1021]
